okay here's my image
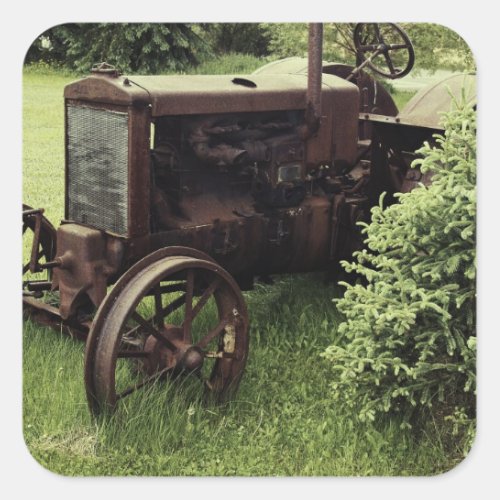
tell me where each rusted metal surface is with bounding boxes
[252,58,398,146]
[133,73,356,119]
[128,103,152,237]
[65,71,354,117]
[254,58,398,116]
[22,205,57,297]
[51,224,124,319]
[400,166,434,193]
[23,205,56,276]
[64,74,150,107]
[49,31,470,309]
[324,64,398,117]
[362,116,441,199]
[85,251,249,415]
[306,23,323,136]
[23,296,90,341]
[129,192,334,279]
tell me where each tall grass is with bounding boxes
[22,61,459,476]
[24,275,460,476]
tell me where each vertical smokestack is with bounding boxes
[306,23,323,135]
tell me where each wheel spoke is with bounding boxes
[182,278,221,342]
[359,44,379,52]
[384,53,396,75]
[131,311,177,351]
[187,278,221,325]
[116,366,173,400]
[388,43,409,51]
[146,283,185,295]
[196,318,230,349]
[23,248,46,275]
[117,350,149,358]
[183,269,195,341]
[153,285,163,326]
[159,293,187,321]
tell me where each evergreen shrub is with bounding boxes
[323,98,476,445]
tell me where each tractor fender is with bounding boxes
[397,73,476,130]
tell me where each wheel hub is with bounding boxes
[377,43,388,54]
[142,324,204,376]
[178,346,204,372]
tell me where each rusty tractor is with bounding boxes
[23,23,476,416]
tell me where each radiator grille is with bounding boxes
[67,104,129,235]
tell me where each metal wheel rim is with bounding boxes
[85,255,249,415]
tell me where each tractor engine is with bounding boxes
[152,110,307,213]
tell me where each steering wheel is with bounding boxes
[353,23,415,79]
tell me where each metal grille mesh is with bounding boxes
[67,104,129,235]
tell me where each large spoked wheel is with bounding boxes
[353,23,415,79]
[84,250,249,416]
[22,204,56,293]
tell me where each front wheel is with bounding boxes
[84,252,249,416]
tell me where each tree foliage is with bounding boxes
[25,22,475,75]
[25,23,209,74]
[402,23,475,73]
[323,98,476,441]
[263,23,357,64]
[199,23,271,57]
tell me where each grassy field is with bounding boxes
[22,60,460,476]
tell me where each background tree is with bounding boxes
[25,24,77,66]
[199,23,271,57]
[25,23,209,74]
[401,23,475,72]
[262,23,357,64]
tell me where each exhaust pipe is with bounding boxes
[306,23,323,136]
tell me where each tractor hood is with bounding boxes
[64,72,357,117]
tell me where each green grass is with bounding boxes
[391,89,416,111]
[23,277,461,476]
[22,62,461,476]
